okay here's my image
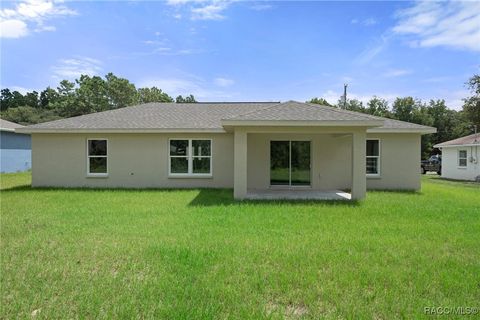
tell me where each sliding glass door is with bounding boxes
[270,141,311,186]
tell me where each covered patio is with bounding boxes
[221,101,385,201]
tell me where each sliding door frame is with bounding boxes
[269,140,312,188]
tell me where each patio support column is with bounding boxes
[234,128,247,199]
[351,130,366,200]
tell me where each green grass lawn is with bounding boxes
[1,172,479,319]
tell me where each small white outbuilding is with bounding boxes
[434,133,480,181]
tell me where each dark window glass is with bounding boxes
[366,140,379,156]
[366,158,379,174]
[192,140,211,156]
[291,141,311,186]
[270,141,290,185]
[88,140,107,156]
[89,157,107,173]
[170,140,188,156]
[170,157,188,173]
[193,158,210,174]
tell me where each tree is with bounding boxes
[50,80,80,117]
[366,96,390,117]
[136,87,173,103]
[75,75,109,113]
[392,97,419,122]
[0,89,14,111]
[0,89,25,110]
[337,98,365,112]
[176,94,197,103]
[39,87,59,109]
[308,97,332,106]
[426,99,462,145]
[105,73,138,108]
[462,74,480,129]
[1,106,60,125]
[24,91,39,108]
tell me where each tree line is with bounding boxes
[308,74,479,158]
[0,73,196,125]
[1,73,478,158]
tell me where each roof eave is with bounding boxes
[221,120,385,127]
[434,143,480,148]
[368,127,437,134]
[16,128,227,134]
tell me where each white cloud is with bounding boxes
[351,17,377,26]
[250,3,273,11]
[214,77,234,87]
[393,1,480,51]
[0,19,28,38]
[51,57,103,79]
[383,69,412,78]
[355,33,391,65]
[0,0,76,38]
[166,0,231,21]
[191,3,228,20]
[443,89,469,111]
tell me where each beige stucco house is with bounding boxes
[17,101,436,200]
[434,133,480,181]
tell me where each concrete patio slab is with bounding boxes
[245,189,352,200]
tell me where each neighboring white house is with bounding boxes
[17,101,436,200]
[434,133,480,181]
[1,119,32,173]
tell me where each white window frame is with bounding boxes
[168,138,212,178]
[366,139,381,177]
[458,149,467,168]
[87,138,108,177]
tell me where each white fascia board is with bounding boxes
[221,120,385,127]
[15,128,227,134]
[367,127,437,134]
[434,143,480,148]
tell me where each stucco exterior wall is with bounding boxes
[31,131,422,191]
[246,132,422,191]
[247,133,352,191]
[441,146,480,181]
[366,133,421,190]
[31,133,233,188]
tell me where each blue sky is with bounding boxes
[1,1,479,109]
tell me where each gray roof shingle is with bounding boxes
[434,133,480,147]
[18,101,435,133]
[225,101,381,121]
[0,119,24,132]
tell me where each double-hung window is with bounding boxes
[366,139,380,176]
[458,150,467,167]
[87,139,108,176]
[169,139,212,176]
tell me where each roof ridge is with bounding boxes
[196,101,280,104]
[222,101,285,120]
[304,102,381,120]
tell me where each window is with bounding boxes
[169,139,211,176]
[87,139,107,175]
[458,150,467,167]
[366,139,380,176]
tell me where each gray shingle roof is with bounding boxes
[0,119,24,132]
[225,101,380,121]
[434,133,480,147]
[18,101,435,133]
